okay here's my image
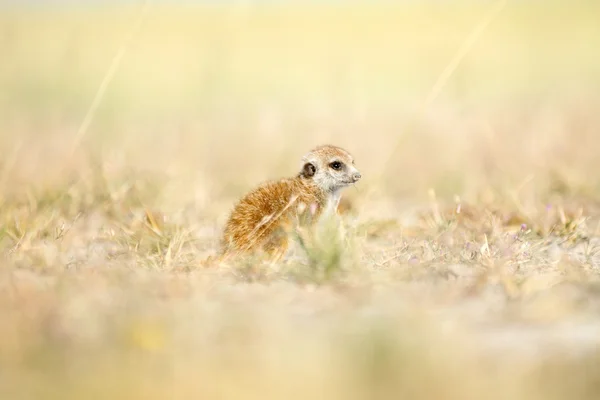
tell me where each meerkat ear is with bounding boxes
[302,162,316,178]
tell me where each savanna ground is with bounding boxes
[2,1,600,399]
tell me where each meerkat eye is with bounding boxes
[329,161,343,170]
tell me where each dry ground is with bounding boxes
[2,2,600,399]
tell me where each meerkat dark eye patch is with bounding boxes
[329,161,343,170]
[302,162,316,177]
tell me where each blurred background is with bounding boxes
[2,0,599,207]
[2,1,600,399]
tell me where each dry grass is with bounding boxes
[2,1,600,399]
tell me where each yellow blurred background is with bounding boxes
[1,1,599,206]
[2,2,600,399]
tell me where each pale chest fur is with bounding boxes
[323,190,341,216]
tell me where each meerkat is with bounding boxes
[219,144,361,262]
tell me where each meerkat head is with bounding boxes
[299,145,361,192]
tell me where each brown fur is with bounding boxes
[219,144,361,261]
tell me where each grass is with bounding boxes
[2,1,600,399]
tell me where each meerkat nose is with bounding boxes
[352,172,362,182]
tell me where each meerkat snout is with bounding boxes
[352,172,361,182]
